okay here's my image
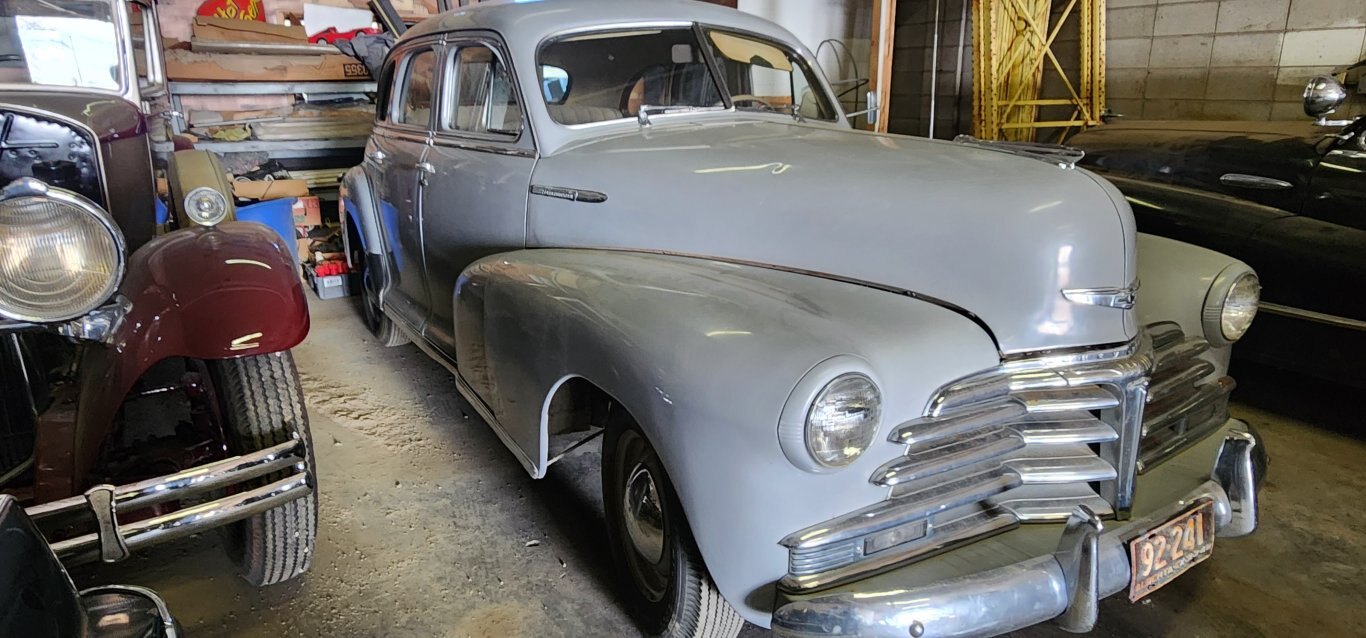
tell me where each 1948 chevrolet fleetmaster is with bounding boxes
[341,1,1269,636]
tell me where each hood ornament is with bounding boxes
[953,135,1085,169]
[1062,282,1139,309]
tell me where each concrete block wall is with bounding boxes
[1106,0,1366,120]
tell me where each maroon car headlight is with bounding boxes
[0,178,125,323]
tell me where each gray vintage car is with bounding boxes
[341,1,1268,636]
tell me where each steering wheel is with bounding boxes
[729,94,776,111]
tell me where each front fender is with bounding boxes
[1136,232,1255,372]
[453,248,998,625]
[54,222,309,499]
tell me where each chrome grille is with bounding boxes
[1139,322,1233,472]
[780,324,1236,593]
[779,340,1151,592]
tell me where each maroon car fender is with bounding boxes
[36,223,310,500]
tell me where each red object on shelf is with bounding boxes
[309,26,381,44]
[196,0,264,21]
[313,262,351,277]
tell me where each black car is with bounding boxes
[1070,76,1366,387]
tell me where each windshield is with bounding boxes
[537,26,835,126]
[0,0,123,92]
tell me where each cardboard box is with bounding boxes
[233,179,309,201]
[292,196,321,227]
[165,49,369,82]
[192,17,308,44]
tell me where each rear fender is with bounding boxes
[452,248,998,624]
[340,166,397,296]
[49,223,309,499]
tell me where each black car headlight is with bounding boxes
[0,178,124,322]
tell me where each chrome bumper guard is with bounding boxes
[771,420,1266,638]
[25,439,311,565]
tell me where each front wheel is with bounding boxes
[210,351,318,586]
[603,416,744,638]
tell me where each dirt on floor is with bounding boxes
[74,296,1366,637]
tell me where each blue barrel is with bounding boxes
[236,198,299,259]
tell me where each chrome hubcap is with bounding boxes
[623,464,665,564]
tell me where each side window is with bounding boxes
[375,60,396,122]
[445,45,522,137]
[395,48,437,127]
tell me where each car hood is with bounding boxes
[527,119,1138,354]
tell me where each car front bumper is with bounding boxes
[770,418,1266,638]
[25,438,312,565]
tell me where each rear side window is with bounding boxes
[445,45,522,136]
[395,48,437,127]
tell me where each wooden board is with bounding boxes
[165,49,370,81]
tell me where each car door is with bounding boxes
[367,41,441,332]
[1303,122,1366,231]
[420,36,536,360]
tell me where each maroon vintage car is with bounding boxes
[0,0,317,585]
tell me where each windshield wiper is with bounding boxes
[637,104,727,127]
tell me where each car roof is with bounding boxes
[402,0,798,48]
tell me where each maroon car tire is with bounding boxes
[211,351,318,586]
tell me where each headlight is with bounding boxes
[0,178,124,322]
[806,374,882,468]
[184,186,228,226]
[779,357,883,473]
[1202,268,1260,346]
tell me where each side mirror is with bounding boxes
[1303,75,1348,118]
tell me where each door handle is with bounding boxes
[415,161,435,174]
[1218,173,1292,190]
[367,149,387,164]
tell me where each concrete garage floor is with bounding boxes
[75,296,1366,637]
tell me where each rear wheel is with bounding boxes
[603,416,744,638]
[359,257,408,347]
[211,351,317,586]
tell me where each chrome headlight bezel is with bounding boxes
[1202,266,1260,347]
[779,356,883,473]
[0,178,126,323]
[183,186,229,227]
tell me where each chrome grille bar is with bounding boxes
[780,323,1237,593]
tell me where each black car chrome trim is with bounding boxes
[529,184,608,203]
[1218,173,1292,190]
[1259,302,1366,331]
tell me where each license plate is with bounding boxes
[1128,500,1215,602]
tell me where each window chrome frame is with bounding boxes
[0,0,139,103]
[435,31,534,153]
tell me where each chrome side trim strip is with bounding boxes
[432,135,536,158]
[1218,173,1293,190]
[1259,302,1366,332]
[530,184,608,203]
